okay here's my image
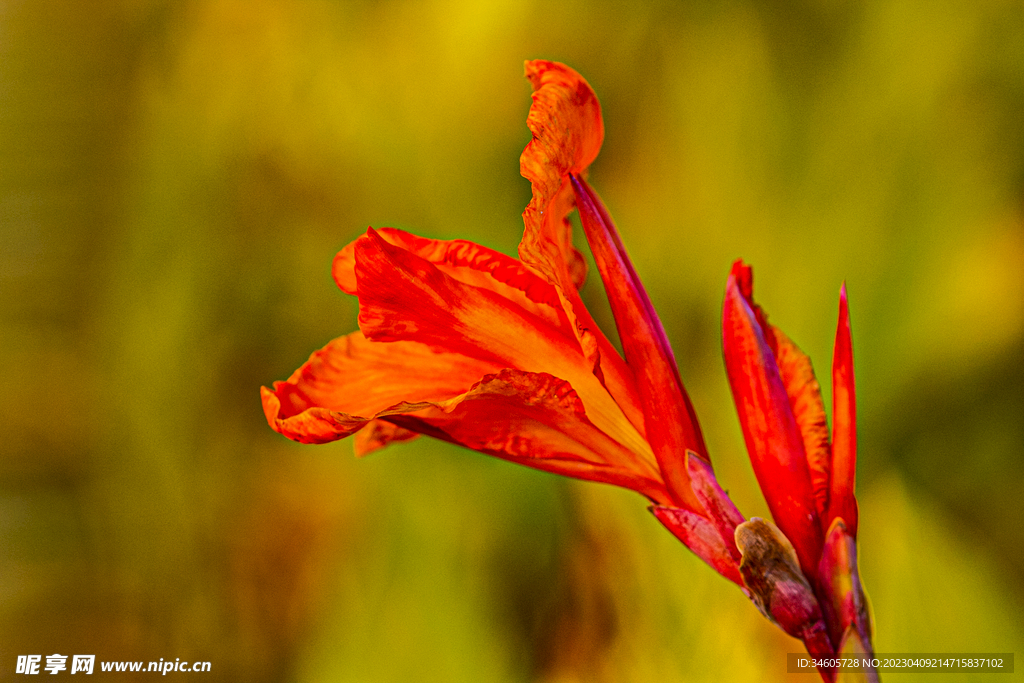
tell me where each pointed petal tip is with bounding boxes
[829,282,858,537]
[837,282,851,332]
[728,259,753,299]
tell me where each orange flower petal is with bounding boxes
[335,227,645,437]
[263,334,667,499]
[722,261,822,577]
[828,285,858,537]
[262,331,502,444]
[771,325,831,524]
[354,420,420,456]
[519,60,603,293]
[351,228,657,479]
[405,369,670,502]
[513,61,649,440]
[334,227,564,330]
[522,60,603,195]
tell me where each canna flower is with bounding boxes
[262,60,714,511]
[262,59,875,680]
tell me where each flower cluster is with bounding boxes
[262,60,876,681]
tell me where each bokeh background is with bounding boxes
[2,0,1022,681]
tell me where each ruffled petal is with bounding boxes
[722,261,822,577]
[263,335,668,500]
[352,228,656,477]
[334,227,565,330]
[262,331,502,444]
[574,175,708,510]
[335,227,646,437]
[514,61,649,442]
[828,285,859,537]
[401,368,670,502]
[519,60,603,292]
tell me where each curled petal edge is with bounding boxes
[261,331,503,444]
[519,59,602,294]
[265,361,670,503]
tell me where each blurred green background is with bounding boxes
[2,0,1022,681]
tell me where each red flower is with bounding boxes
[720,261,875,676]
[263,60,710,510]
[262,60,875,680]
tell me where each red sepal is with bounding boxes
[828,285,858,537]
[573,175,708,510]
